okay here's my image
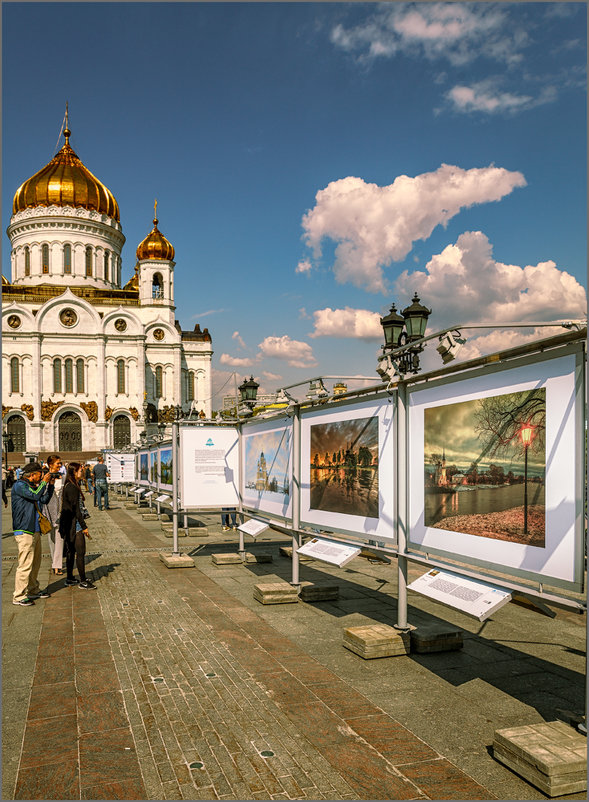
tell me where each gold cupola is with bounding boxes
[12,108,120,221]
[136,201,175,261]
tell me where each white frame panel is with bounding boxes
[158,445,173,490]
[180,426,239,509]
[241,415,293,521]
[137,451,149,485]
[300,394,396,543]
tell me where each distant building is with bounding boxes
[255,452,268,491]
[2,114,212,460]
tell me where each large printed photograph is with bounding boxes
[244,429,290,501]
[310,416,379,518]
[424,388,546,547]
[139,453,148,482]
[159,448,173,486]
[150,451,158,484]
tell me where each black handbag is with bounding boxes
[80,498,91,519]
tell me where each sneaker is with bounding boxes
[13,597,35,606]
[64,577,79,586]
[222,525,230,531]
[28,589,51,599]
[78,580,97,590]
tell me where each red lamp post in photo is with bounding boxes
[520,422,534,534]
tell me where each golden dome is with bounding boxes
[123,263,140,291]
[12,123,119,222]
[2,274,11,285]
[136,205,175,261]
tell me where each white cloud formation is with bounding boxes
[262,371,282,382]
[331,3,523,67]
[219,353,255,368]
[301,164,526,293]
[258,335,317,368]
[395,230,587,330]
[446,80,557,114]
[309,307,383,339]
[232,330,247,349]
[295,259,313,274]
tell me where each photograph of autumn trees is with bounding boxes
[424,388,546,547]
[310,416,379,517]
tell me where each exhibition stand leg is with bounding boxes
[160,420,194,569]
[395,382,410,632]
[290,405,302,588]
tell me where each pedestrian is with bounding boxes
[15,465,23,480]
[221,507,237,530]
[11,461,56,606]
[40,454,65,575]
[92,455,111,511]
[84,463,93,497]
[7,467,15,488]
[2,465,8,508]
[59,462,96,590]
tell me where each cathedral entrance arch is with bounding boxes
[6,415,26,452]
[58,411,82,452]
[112,415,131,449]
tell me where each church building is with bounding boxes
[2,114,212,461]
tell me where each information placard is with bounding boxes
[408,568,512,621]
[156,494,171,504]
[106,453,135,482]
[144,490,155,498]
[297,537,361,568]
[238,519,269,539]
[180,426,239,508]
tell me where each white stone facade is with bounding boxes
[2,204,213,456]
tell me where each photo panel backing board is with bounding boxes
[158,446,173,490]
[408,350,583,591]
[241,415,293,521]
[149,450,159,488]
[106,453,135,482]
[137,452,149,485]
[300,394,396,544]
[180,426,239,509]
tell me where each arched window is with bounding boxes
[76,359,85,393]
[6,415,26,452]
[187,371,194,402]
[104,250,110,282]
[64,358,74,393]
[117,359,125,394]
[85,246,93,277]
[155,366,163,398]
[10,357,19,393]
[113,415,131,449]
[42,244,50,274]
[152,272,163,299]
[63,244,72,274]
[53,358,62,393]
[24,247,30,276]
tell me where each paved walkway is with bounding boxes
[2,494,586,800]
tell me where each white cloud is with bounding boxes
[309,307,383,339]
[232,330,247,349]
[191,308,226,320]
[446,80,557,114]
[295,259,313,274]
[258,335,317,368]
[219,353,255,368]
[395,230,587,330]
[331,3,523,67]
[262,371,282,381]
[301,165,526,293]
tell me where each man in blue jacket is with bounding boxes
[11,461,56,606]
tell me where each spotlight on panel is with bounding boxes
[436,331,466,364]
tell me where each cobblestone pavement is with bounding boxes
[2,495,586,800]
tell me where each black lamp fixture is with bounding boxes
[2,427,13,472]
[377,293,431,381]
[238,375,259,414]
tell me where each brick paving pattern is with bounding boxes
[2,494,585,800]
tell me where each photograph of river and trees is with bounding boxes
[159,448,173,486]
[310,416,379,517]
[424,388,546,547]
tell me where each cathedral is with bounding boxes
[2,113,212,461]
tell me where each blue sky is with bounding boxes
[3,2,586,408]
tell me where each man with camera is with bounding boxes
[11,461,57,606]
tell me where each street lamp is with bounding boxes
[520,422,534,535]
[377,293,431,382]
[2,427,13,473]
[238,376,259,417]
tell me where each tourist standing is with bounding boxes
[41,454,65,575]
[93,456,111,511]
[2,465,8,508]
[11,462,56,606]
[59,463,96,590]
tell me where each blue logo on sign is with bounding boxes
[205,438,214,446]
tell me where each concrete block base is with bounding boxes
[124,503,136,509]
[493,721,587,797]
[343,624,410,659]
[163,528,186,537]
[212,553,243,565]
[245,552,273,563]
[280,546,313,562]
[410,623,463,653]
[299,582,339,602]
[253,582,299,605]
[159,553,195,569]
[142,513,159,521]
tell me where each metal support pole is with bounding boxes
[156,499,161,519]
[395,381,410,632]
[237,422,246,562]
[523,445,529,535]
[291,406,301,587]
[171,418,179,557]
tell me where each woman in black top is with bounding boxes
[59,462,95,590]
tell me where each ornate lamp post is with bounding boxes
[377,293,431,381]
[520,422,534,534]
[238,376,259,417]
